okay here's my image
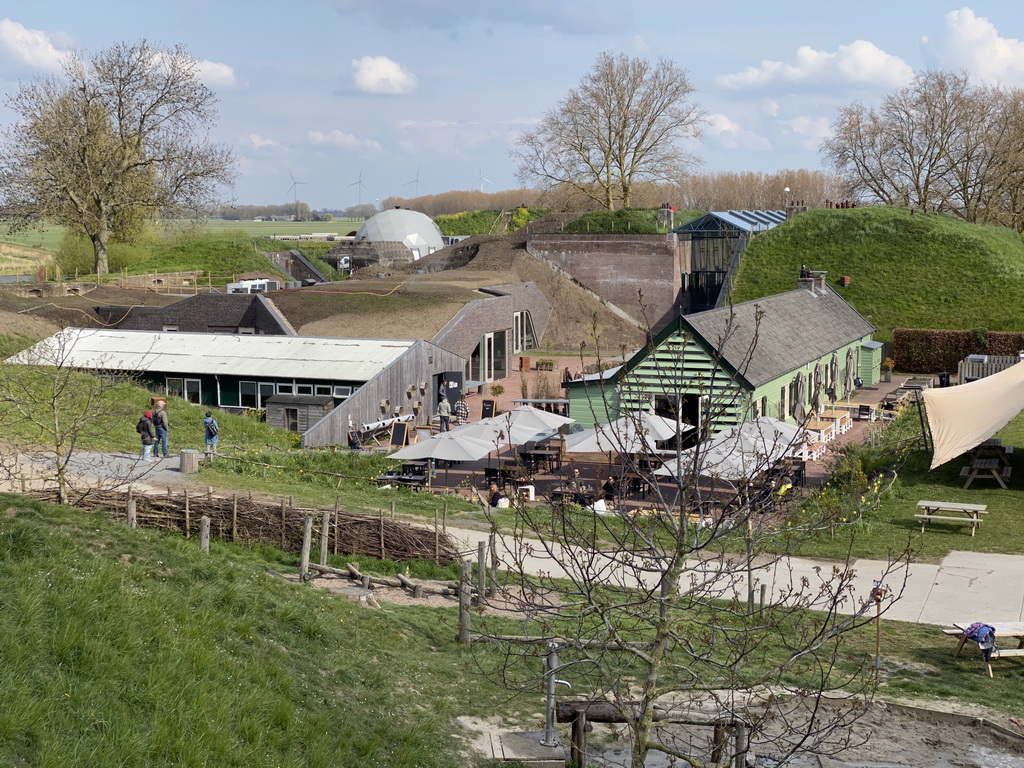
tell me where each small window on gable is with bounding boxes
[237,327,256,335]
[163,325,179,332]
[315,385,332,396]
[277,383,294,395]
[333,386,352,399]
[296,383,313,395]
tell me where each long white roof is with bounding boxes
[8,328,417,382]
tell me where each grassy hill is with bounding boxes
[732,207,1024,342]
[0,495,518,767]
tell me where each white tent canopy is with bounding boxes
[923,362,1024,468]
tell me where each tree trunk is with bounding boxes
[92,221,110,276]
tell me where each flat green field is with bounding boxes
[1,225,65,251]
[201,218,364,237]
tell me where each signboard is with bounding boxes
[481,399,496,419]
[390,421,409,447]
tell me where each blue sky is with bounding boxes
[2,2,1024,210]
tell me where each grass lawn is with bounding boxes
[201,218,364,237]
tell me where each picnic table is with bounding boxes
[943,621,1024,677]
[804,417,835,443]
[972,438,1014,467]
[915,500,987,536]
[818,409,853,435]
[960,457,1011,489]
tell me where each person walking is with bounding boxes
[203,411,220,455]
[437,398,452,432]
[137,410,155,462]
[153,403,170,458]
[453,395,470,426]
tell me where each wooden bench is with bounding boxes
[942,623,1024,677]
[915,500,987,536]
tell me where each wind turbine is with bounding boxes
[348,168,369,206]
[477,165,493,193]
[285,170,308,220]
[404,166,423,197]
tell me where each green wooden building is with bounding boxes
[564,272,880,432]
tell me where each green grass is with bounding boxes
[561,208,704,234]
[202,219,364,237]
[733,207,1024,342]
[0,224,65,251]
[434,209,548,236]
[0,494,529,767]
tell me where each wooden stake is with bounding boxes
[458,560,471,644]
[434,508,439,561]
[379,511,385,559]
[127,499,137,529]
[280,499,287,550]
[300,515,313,582]
[319,510,331,565]
[488,532,498,597]
[333,497,340,555]
[477,541,486,597]
[199,515,210,554]
[231,494,238,541]
[184,489,191,538]
[570,710,588,768]
[390,499,396,519]
[443,499,448,533]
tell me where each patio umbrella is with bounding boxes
[793,371,807,422]
[388,431,496,487]
[812,363,824,414]
[564,411,692,454]
[845,347,857,397]
[450,418,544,449]
[496,404,575,433]
[828,353,839,402]
[655,418,804,483]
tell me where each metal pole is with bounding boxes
[541,642,561,747]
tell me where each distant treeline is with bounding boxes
[218,203,331,221]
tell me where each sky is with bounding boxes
[2,2,1024,211]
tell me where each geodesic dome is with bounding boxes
[355,209,444,259]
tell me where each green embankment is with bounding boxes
[733,207,1024,343]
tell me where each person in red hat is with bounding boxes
[137,410,156,462]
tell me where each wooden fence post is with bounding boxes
[319,510,331,565]
[477,541,486,598]
[231,494,238,541]
[488,531,498,597]
[184,489,191,538]
[300,515,313,582]
[333,497,340,555]
[127,499,137,529]
[379,511,386,559]
[434,508,439,561]
[733,721,748,768]
[199,515,210,554]
[570,709,587,768]
[280,499,287,550]
[458,560,472,644]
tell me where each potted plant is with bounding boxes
[490,384,505,397]
[536,359,555,372]
[882,357,895,383]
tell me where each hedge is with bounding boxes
[894,328,1024,372]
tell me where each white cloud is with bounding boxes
[0,18,66,74]
[705,113,772,152]
[781,115,832,150]
[761,99,781,118]
[922,7,1024,85]
[715,40,913,91]
[308,129,381,150]
[197,59,238,88]
[351,55,417,95]
[241,133,278,149]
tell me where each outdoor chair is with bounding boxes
[857,404,873,421]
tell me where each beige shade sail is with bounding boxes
[923,362,1024,468]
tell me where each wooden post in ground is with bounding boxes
[280,499,287,550]
[443,498,448,533]
[231,494,238,541]
[127,499,137,529]
[300,515,313,582]
[184,489,191,538]
[477,541,486,598]
[733,721,748,768]
[379,511,386,559]
[570,709,587,768]
[199,516,210,554]
[319,510,331,565]
[488,531,498,597]
[390,499,395,519]
[458,560,472,644]
[712,724,726,765]
[434,508,439,561]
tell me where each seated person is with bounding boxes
[775,472,794,499]
[347,430,362,450]
[567,467,583,490]
[488,483,505,508]
[602,476,620,503]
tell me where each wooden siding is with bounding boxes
[302,340,466,447]
[566,382,618,429]
[859,344,882,386]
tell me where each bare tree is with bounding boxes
[476,315,909,767]
[512,52,704,211]
[0,329,142,504]
[822,69,1024,228]
[0,40,236,275]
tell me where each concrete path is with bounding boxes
[19,450,1024,627]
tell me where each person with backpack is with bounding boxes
[153,403,170,458]
[203,411,219,455]
[137,410,156,462]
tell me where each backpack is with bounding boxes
[208,420,219,436]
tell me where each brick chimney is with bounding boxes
[798,266,827,293]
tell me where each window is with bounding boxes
[284,408,299,432]
[333,385,352,399]
[296,384,313,395]
[277,383,294,395]
[315,385,332,396]
[237,327,256,335]
[162,325,179,332]
[183,379,201,404]
[240,381,257,408]
[512,311,535,353]
[779,385,789,420]
[167,377,183,398]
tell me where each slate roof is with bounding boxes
[679,284,876,388]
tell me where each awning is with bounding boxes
[923,362,1024,468]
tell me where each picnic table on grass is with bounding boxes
[942,621,1024,677]
[915,500,987,536]
[960,457,1011,489]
